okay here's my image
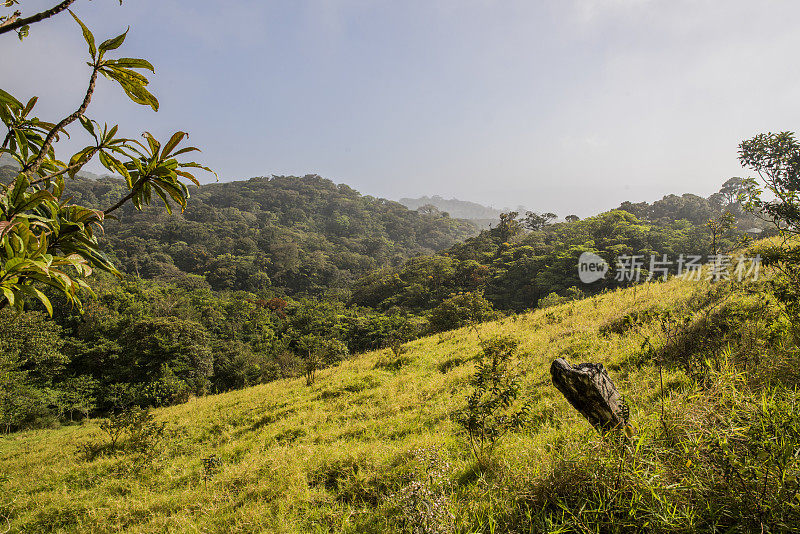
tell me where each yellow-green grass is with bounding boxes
[0,273,794,533]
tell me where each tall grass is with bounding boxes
[1,267,799,532]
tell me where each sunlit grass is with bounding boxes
[2,268,799,532]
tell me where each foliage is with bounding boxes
[354,182,771,314]
[2,265,800,532]
[83,405,166,464]
[537,286,584,309]
[428,291,498,333]
[739,131,800,338]
[60,174,476,296]
[455,335,530,468]
[522,210,557,231]
[739,131,800,234]
[58,375,98,421]
[0,4,213,315]
[0,308,67,431]
[706,210,737,254]
[295,334,348,386]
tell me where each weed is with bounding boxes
[391,447,455,534]
[202,454,223,486]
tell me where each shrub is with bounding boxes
[455,336,531,468]
[82,406,166,464]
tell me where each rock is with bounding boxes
[550,358,626,432]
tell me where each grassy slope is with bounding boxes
[1,270,797,533]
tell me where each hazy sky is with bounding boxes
[3,0,800,217]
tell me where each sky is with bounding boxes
[2,0,800,217]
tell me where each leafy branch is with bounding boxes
[0,7,214,314]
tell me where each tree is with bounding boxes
[428,291,497,333]
[58,375,98,421]
[295,334,348,386]
[119,317,214,402]
[456,336,530,468]
[739,132,800,338]
[496,211,522,242]
[739,132,800,235]
[705,211,736,255]
[0,308,68,431]
[565,214,580,223]
[719,177,746,208]
[523,211,557,231]
[1,2,214,314]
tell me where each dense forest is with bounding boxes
[64,173,478,295]
[354,180,772,313]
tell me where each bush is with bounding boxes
[82,406,166,464]
[455,336,530,468]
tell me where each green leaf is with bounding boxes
[11,190,57,216]
[102,65,150,85]
[98,27,128,53]
[0,286,15,308]
[161,131,188,158]
[174,169,200,186]
[169,146,200,157]
[116,79,159,111]
[78,116,97,140]
[0,88,23,110]
[68,147,96,178]
[69,10,96,58]
[106,57,154,72]
[30,286,53,316]
[22,96,37,117]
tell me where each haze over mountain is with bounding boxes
[398,195,508,230]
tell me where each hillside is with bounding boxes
[63,175,478,295]
[0,180,770,434]
[2,249,797,532]
[398,196,506,230]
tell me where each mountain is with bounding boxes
[64,174,479,296]
[0,153,116,181]
[3,252,796,532]
[399,195,507,230]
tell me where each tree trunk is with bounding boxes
[550,358,626,432]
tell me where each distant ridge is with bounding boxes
[399,195,510,229]
[0,153,116,181]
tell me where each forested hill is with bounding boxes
[399,195,503,219]
[63,174,478,295]
[399,195,504,230]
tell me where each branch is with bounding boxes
[29,146,101,186]
[104,178,146,215]
[22,64,99,178]
[103,189,136,215]
[0,0,76,36]
[0,11,20,32]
